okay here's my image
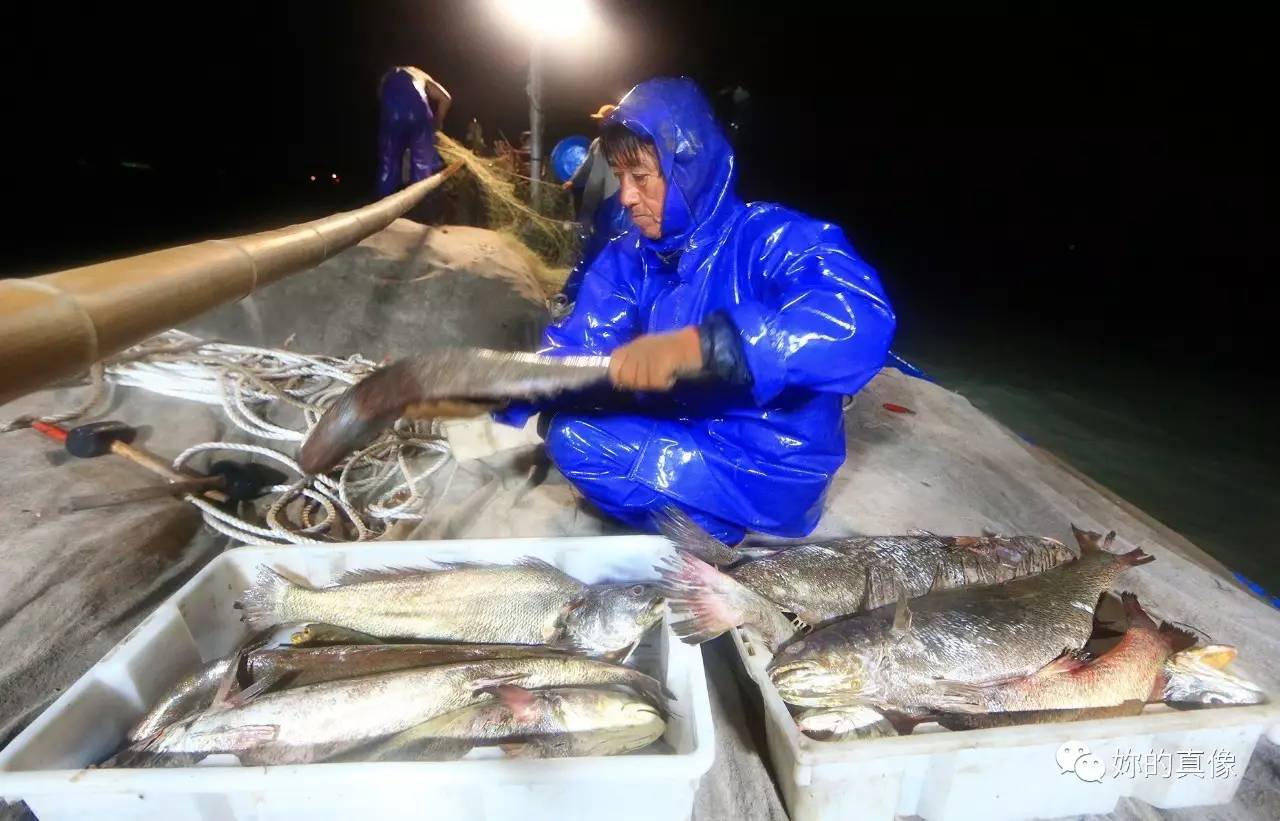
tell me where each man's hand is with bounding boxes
[561,180,574,191]
[609,327,703,391]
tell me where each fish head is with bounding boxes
[558,583,666,656]
[768,642,869,708]
[795,705,896,741]
[517,690,666,757]
[1162,646,1267,706]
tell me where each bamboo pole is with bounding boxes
[0,161,462,406]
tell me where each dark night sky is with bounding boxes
[4,3,1274,379]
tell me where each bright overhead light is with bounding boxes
[494,0,593,38]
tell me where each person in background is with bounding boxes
[376,66,452,198]
[559,104,626,304]
[465,117,485,155]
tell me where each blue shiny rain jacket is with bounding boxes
[504,78,895,542]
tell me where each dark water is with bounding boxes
[892,323,1279,599]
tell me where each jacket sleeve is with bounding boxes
[540,241,642,357]
[726,222,896,405]
[494,241,642,427]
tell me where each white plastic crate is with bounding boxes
[731,627,1278,821]
[0,536,713,821]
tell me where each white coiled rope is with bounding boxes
[13,330,453,545]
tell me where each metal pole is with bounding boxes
[0,162,461,406]
[527,37,544,210]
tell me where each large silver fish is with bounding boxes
[239,558,664,658]
[356,685,666,761]
[244,643,577,693]
[768,527,1154,711]
[299,349,610,473]
[138,656,670,766]
[126,622,382,742]
[657,509,1076,649]
[971,593,1196,712]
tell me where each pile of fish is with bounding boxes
[656,510,1265,741]
[104,558,670,767]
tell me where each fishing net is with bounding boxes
[435,134,577,296]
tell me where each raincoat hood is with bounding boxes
[609,77,742,253]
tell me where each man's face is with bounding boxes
[612,146,665,239]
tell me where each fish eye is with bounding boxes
[1206,693,1227,704]
[630,584,646,597]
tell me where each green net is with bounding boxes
[436,134,577,295]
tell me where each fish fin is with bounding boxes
[225,674,275,708]
[1034,650,1091,677]
[334,565,447,584]
[1119,592,1160,631]
[340,557,579,587]
[891,591,912,636]
[654,507,749,566]
[186,724,280,747]
[487,684,541,723]
[499,741,537,758]
[513,555,583,585]
[1070,524,1104,553]
[593,668,675,715]
[604,638,642,665]
[207,652,245,712]
[881,709,929,735]
[469,673,526,696]
[656,549,792,649]
[931,680,985,712]
[1089,626,1126,640]
[1118,547,1154,567]
[1157,622,1201,654]
[926,562,947,593]
[862,565,887,611]
[239,567,300,630]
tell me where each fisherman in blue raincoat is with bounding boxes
[502,77,895,544]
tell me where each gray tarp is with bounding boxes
[2,221,1276,820]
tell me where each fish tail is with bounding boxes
[653,507,750,566]
[239,567,299,629]
[656,549,792,650]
